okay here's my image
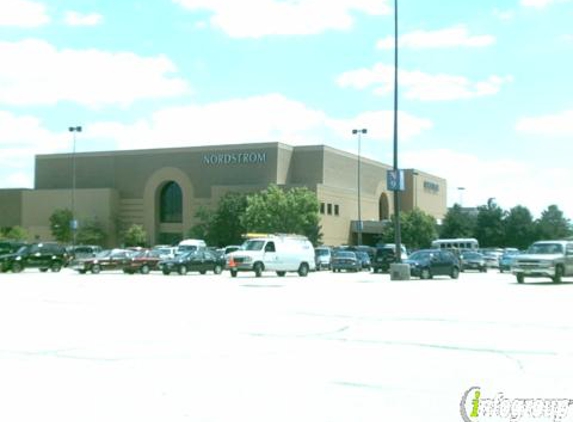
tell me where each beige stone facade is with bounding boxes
[0,142,447,246]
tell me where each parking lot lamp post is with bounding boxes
[392,0,402,263]
[353,128,367,246]
[69,126,82,247]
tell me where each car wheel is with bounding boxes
[91,264,101,274]
[140,265,150,275]
[420,268,431,280]
[214,265,223,275]
[451,267,460,279]
[162,269,171,276]
[40,268,48,273]
[51,262,62,272]
[12,262,23,273]
[253,262,263,277]
[230,269,238,278]
[276,271,286,277]
[516,274,524,284]
[78,270,86,274]
[298,263,309,277]
[178,266,187,275]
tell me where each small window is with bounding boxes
[327,204,332,215]
[265,242,276,252]
[320,203,325,214]
[334,204,339,216]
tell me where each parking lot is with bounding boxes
[2,269,573,422]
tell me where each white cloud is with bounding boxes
[173,0,391,37]
[337,64,513,101]
[402,148,573,219]
[84,94,432,151]
[0,39,190,108]
[0,0,50,27]
[521,0,572,8]
[64,11,103,26]
[377,25,495,50]
[0,95,433,190]
[516,110,573,137]
[0,110,69,188]
[521,0,557,8]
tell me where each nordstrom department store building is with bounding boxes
[0,142,447,246]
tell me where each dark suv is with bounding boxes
[0,242,68,273]
[372,247,397,273]
[405,249,460,279]
[0,241,26,257]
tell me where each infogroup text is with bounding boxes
[460,386,573,422]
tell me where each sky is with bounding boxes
[1,0,572,219]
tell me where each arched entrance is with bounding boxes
[158,181,183,245]
[143,167,194,245]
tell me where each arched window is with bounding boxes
[160,181,182,223]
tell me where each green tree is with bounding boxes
[188,207,213,242]
[49,208,73,243]
[381,209,438,250]
[2,226,28,241]
[76,219,107,246]
[475,198,506,248]
[122,224,148,247]
[207,192,249,246]
[241,184,322,245]
[504,205,536,249]
[536,205,572,240]
[439,204,477,239]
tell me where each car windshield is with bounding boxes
[461,252,481,259]
[408,251,434,260]
[528,243,563,254]
[334,252,355,259]
[315,249,330,256]
[243,240,265,251]
[154,247,171,254]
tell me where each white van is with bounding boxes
[227,234,316,277]
[177,239,207,253]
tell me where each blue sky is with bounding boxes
[1,0,572,219]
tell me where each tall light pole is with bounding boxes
[392,0,402,263]
[69,126,82,247]
[353,128,367,245]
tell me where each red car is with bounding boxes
[122,249,162,274]
[73,249,133,274]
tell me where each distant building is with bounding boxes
[0,142,447,246]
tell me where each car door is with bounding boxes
[185,251,201,272]
[196,250,210,273]
[434,251,450,276]
[263,241,279,270]
[26,244,44,268]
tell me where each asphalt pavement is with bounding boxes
[1,268,573,422]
